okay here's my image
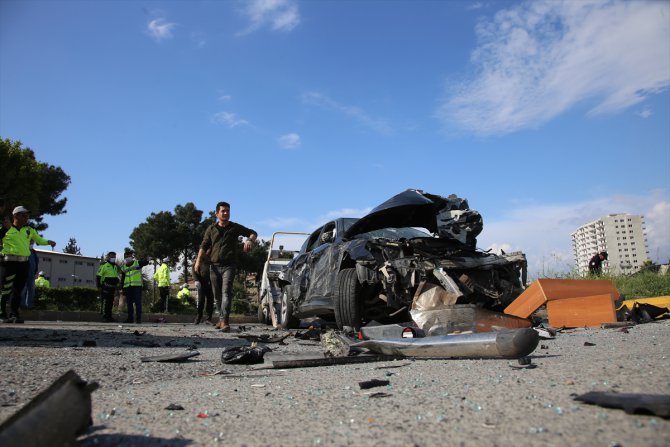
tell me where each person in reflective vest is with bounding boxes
[96,252,120,322]
[0,206,56,323]
[35,271,50,288]
[153,259,171,312]
[177,284,192,305]
[120,249,149,324]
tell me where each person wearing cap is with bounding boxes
[97,252,120,322]
[0,206,56,323]
[120,249,149,324]
[35,271,50,288]
[588,251,608,275]
[153,259,171,312]
[194,201,257,332]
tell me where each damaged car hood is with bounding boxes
[344,189,484,247]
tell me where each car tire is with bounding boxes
[277,286,298,329]
[335,268,362,330]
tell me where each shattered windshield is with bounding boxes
[354,227,431,241]
[342,218,358,233]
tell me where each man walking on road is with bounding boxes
[0,206,56,323]
[195,201,256,332]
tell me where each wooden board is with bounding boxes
[504,279,619,318]
[547,294,617,328]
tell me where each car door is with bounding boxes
[289,226,323,308]
[304,221,337,305]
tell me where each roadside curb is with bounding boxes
[19,310,259,324]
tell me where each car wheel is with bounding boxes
[277,286,298,329]
[335,268,362,330]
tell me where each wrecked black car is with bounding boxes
[274,189,527,329]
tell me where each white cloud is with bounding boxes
[636,106,653,119]
[302,91,393,135]
[278,133,301,149]
[260,207,372,234]
[259,216,308,229]
[322,207,372,220]
[211,111,249,128]
[238,0,300,35]
[146,18,178,42]
[479,191,670,276]
[218,94,232,102]
[437,0,670,136]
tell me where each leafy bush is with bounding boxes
[35,287,99,311]
[232,278,250,314]
[612,271,670,299]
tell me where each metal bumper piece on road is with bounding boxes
[352,328,539,359]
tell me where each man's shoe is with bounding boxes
[7,316,24,324]
[221,324,231,333]
[102,316,116,323]
[135,320,142,324]
[125,319,134,324]
[194,316,202,325]
[214,321,224,330]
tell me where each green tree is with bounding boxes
[63,237,82,255]
[238,239,268,278]
[130,211,178,261]
[129,203,215,281]
[173,202,212,282]
[0,137,71,230]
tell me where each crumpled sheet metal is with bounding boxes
[352,328,539,359]
[0,370,98,447]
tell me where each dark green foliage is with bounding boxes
[0,137,71,231]
[613,271,670,299]
[63,237,82,255]
[129,203,215,282]
[238,239,268,278]
[232,276,251,314]
[35,287,99,311]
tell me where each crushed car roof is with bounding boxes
[343,189,482,248]
[344,190,437,238]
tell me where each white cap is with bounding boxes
[12,206,29,214]
[38,271,44,276]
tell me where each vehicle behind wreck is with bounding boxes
[274,189,528,329]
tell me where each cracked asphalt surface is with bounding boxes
[1,319,669,446]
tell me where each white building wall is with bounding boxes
[571,213,649,275]
[34,249,100,288]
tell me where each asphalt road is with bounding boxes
[0,319,669,446]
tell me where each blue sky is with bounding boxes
[1,0,669,276]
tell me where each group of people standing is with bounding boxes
[1,199,256,330]
[96,249,149,323]
[95,201,256,331]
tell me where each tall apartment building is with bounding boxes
[571,213,649,275]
